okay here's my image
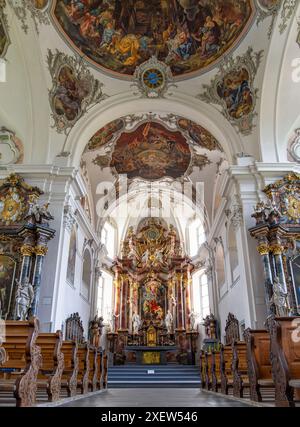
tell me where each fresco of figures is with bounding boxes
[52,0,256,78]
[216,67,254,120]
[176,117,223,152]
[87,118,125,151]
[53,65,90,122]
[105,122,192,180]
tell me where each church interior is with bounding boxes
[0,0,300,409]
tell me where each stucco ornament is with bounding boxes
[7,0,50,33]
[132,56,176,98]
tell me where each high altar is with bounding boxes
[108,218,198,365]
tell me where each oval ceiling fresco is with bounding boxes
[51,0,257,79]
[82,115,223,181]
[109,122,191,180]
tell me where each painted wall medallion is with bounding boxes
[0,1,10,59]
[197,47,263,134]
[47,50,106,133]
[51,0,257,80]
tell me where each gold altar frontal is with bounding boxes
[142,352,160,365]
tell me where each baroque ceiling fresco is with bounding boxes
[51,0,257,79]
[82,115,224,182]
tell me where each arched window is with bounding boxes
[189,218,206,257]
[66,226,77,285]
[97,271,113,323]
[228,225,239,280]
[192,271,210,320]
[81,249,92,301]
[215,243,226,293]
[200,274,210,318]
[101,221,116,259]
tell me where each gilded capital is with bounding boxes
[257,243,270,256]
[20,244,34,257]
[270,244,284,256]
[35,245,48,256]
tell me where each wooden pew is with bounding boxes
[267,316,300,407]
[232,341,250,398]
[77,343,89,395]
[0,318,42,407]
[244,328,274,402]
[102,350,108,389]
[211,349,221,393]
[61,340,78,397]
[88,345,98,392]
[36,331,64,402]
[220,344,233,395]
[199,351,206,389]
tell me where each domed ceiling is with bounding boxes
[51,0,257,80]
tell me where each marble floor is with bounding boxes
[60,388,253,408]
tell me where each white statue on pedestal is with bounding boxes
[189,310,198,331]
[132,312,141,335]
[165,310,173,334]
[14,278,34,320]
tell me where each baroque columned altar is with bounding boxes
[108,218,198,365]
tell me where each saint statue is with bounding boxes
[271,277,290,317]
[89,315,104,348]
[132,312,141,335]
[109,313,120,333]
[141,249,150,264]
[165,310,173,334]
[189,310,197,331]
[14,278,34,320]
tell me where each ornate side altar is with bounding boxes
[108,218,198,365]
[0,174,55,320]
[250,173,300,316]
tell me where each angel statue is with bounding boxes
[132,312,141,335]
[165,310,173,334]
[14,278,34,320]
